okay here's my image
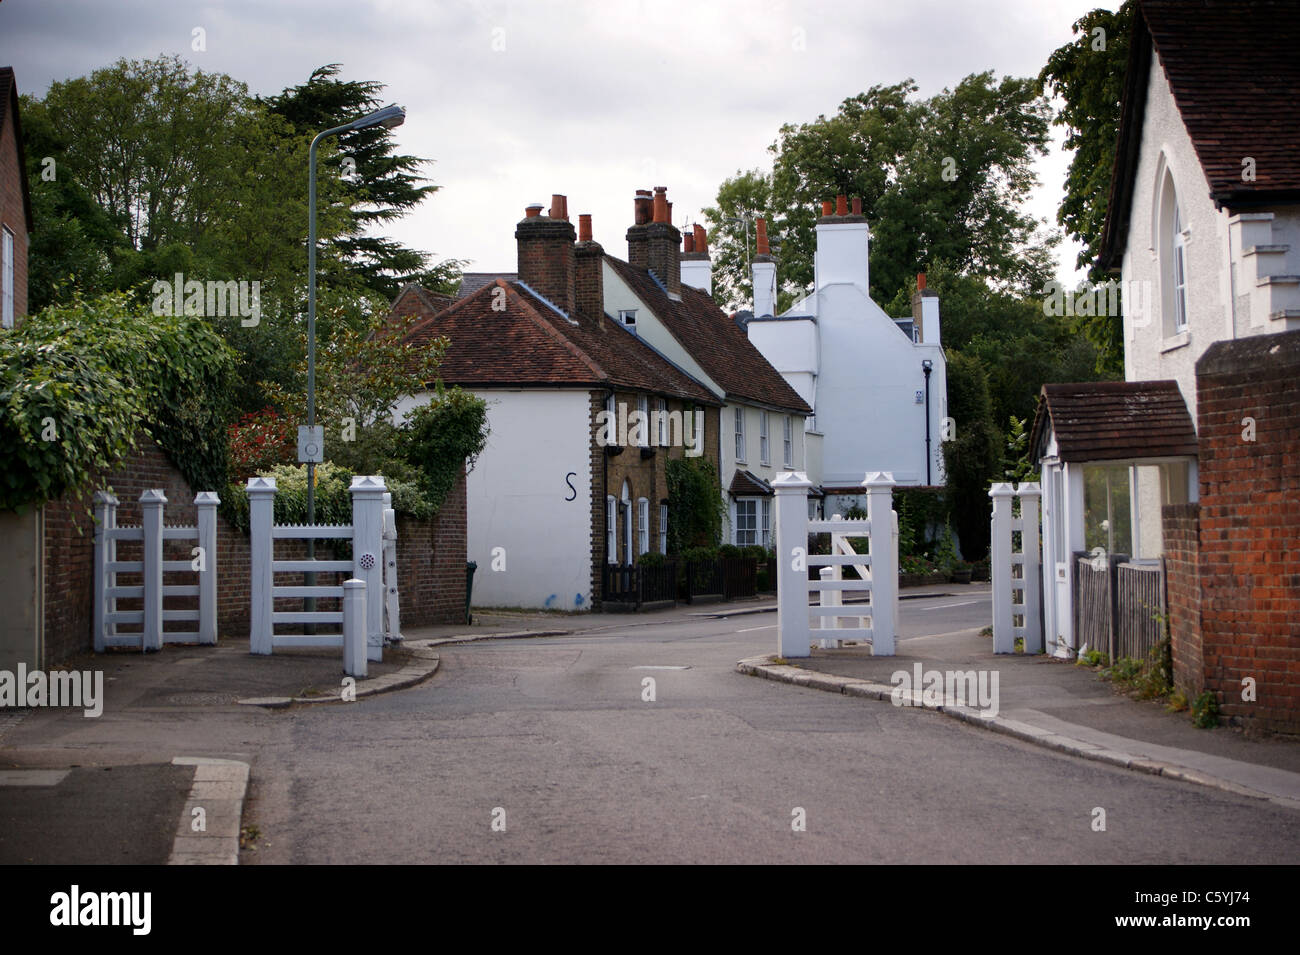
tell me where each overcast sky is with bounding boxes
[1,0,1121,288]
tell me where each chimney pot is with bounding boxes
[683,232,695,253]
[525,203,543,218]
[917,272,926,291]
[579,214,592,242]
[836,195,847,216]
[851,197,862,216]
[653,186,669,224]
[693,224,707,255]
[550,194,568,220]
[756,217,770,256]
[822,200,834,216]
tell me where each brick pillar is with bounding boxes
[516,195,576,315]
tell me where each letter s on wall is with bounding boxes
[564,472,577,502]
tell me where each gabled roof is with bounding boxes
[605,256,812,415]
[1099,0,1300,269]
[0,67,34,233]
[1029,380,1197,463]
[397,281,718,404]
[457,272,517,298]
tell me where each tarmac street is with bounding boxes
[1,585,1298,864]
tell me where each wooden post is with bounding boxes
[195,491,219,645]
[93,491,118,653]
[774,471,813,659]
[140,489,166,652]
[350,475,388,663]
[818,565,841,649]
[990,483,1015,654]
[247,477,276,655]
[1016,482,1042,654]
[864,471,896,656]
[342,578,368,678]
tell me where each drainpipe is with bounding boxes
[922,360,933,485]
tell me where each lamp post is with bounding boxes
[921,359,933,486]
[304,104,405,607]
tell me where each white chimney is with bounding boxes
[752,217,777,317]
[680,224,713,294]
[814,195,869,294]
[912,273,941,345]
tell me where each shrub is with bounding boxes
[1191,690,1219,729]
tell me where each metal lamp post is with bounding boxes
[304,104,405,608]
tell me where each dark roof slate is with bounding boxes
[1030,380,1198,463]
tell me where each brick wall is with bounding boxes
[1187,328,1300,732]
[40,436,468,666]
[516,215,576,315]
[1161,502,1202,698]
[1,92,29,324]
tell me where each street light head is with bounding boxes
[351,104,406,132]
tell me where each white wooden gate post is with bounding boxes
[382,491,401,644]
[342,578,368,678]
[140,489,166,652]
[818,565,841,649]
[864,472,897,656]
[247,477,276,655]
[1017,482,1043,654]
[93,491,119,653]
[349,476,388,662]
[774,471,813,659]
[195,491,219,645]
[990,482,1015,654]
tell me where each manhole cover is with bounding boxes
[165,693,240,706]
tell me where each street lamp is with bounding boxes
[304,104,406,607]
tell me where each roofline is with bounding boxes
[2,69,34,234]
[1097,11,1153,273]
[1209,188,1300,212]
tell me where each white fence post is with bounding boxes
[382,491,401,644]
[195,491,219,645]
[990,482,1015,654]
[1017,483,1043,654]
[140,489,166,652]
[864,472,896,656]
[247,477,276,655]
[892,508,901,635]
[342,578,368,678]
[350,475,388,663]
[93,491,119,653]
[774,471,813,659]
[818,565,841,649]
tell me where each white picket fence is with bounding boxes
[93,489,219,651]
[989,482,1042,654]
[774,471,898,658]
[247,475,391,675]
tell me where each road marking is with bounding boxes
[631,665,690,670]
[0,770,70,787]
[915,599,982,610]
[736,625,776,633]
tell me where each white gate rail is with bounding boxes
[93,489,218,651]
[990,482,1042,654]
[775,471,897,658]
[247,475,387,671]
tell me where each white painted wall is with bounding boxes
[393,388,593,610]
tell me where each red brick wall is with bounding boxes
[1189,328,1300,733]
[516,216,576,315]
[1,92,29,324]
[40,437,468,666]
[1161,503,1202,699]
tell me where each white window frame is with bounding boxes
[1172,203,1188,332]
[759,411,770,465]
[658,504,668,554]
[2,227,13,330]
[782,416,793,467]
[621,481,633,566]
[657,397,668,447]
[761,498,772,549]
[734,406,745,462]
[619,309,637,331]
[637,498,649,555]
[636,394,649,447]
[734,498,758,546]
[606,495,617,563]
[691,404,703,450]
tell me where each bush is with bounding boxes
[223,461,437,532]
[665,457,726,552]
[1191,690,1219,729]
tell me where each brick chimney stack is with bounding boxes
[680,223,712,295]
[516,193,576,315]
[574,212,605,324]
[627,189,653,270]
[644,185,682,300]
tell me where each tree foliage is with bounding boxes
[941,351,1002,560]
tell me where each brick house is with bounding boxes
[0,66,32,329]
[600,186,812,549]
[392,194,721,611]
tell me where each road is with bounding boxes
[237,594,1300,863]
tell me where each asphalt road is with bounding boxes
[238,597,1300,864]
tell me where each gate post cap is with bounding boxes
[1015,482,1041,496]
[246,476,277,494]
[862,471,896,488]
[194,491,221,505]
[989,482,1016,498]
[772,471,813,490]
[139,488,168,504]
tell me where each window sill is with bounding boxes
[1160,330,1191,353]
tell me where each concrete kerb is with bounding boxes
[736,654,1300,812]
[235,629,573,708]
[168,757,249,865]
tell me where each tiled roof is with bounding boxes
[0,67,33,233]
[605,256,812,415]
[1100,1,1300,268]
[1029,380,1198,463]
[728,469,773,497]
[457,272,517,298]
[397,282,718,404]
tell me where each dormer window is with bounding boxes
[619,309,637,333]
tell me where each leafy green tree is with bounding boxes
[1039,1,1134,373]
[941,351,1002,560]
[698,170,776,311]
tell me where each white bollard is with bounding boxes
[864,472,896,656]
[349,475,388,663]
[1017,483,1043,654]
[342,578,368,678]
[247,477,276,655]
[990,483,1015,654]
[195,491,219,645]
[140,489,166,652]
[774,471,813,659]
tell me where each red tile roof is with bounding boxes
[1100,1,1300,268]
[1029,380,1198,463]
[395,281,718,404]
[605,256,812,415]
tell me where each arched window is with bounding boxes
[620,481,633,565]
[1157,164,1189,335]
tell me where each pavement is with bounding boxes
[1,582,1297,863]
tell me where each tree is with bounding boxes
[698,170,775,311]
[941,351,1002,560]
[1039,1,1135,374]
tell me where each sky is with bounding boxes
[0,0,1122,288]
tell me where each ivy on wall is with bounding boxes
[665,456,726,552]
